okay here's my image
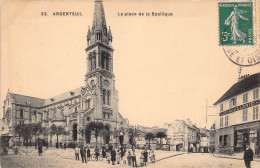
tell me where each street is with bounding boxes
[1,147,260,168]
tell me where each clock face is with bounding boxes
[104,80,109,87]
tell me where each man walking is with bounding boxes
[244,143,254,168]
[80,145,87,163]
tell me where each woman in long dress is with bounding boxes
[225,5,249,44]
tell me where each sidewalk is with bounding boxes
[214,152,260,162]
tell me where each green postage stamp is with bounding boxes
[219,2,253,45]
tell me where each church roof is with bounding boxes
[42,87,81,106]
[214,72,260,105]
[9,87,82,108]
[10,93,45,107]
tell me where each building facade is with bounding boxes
[164,119,200,152]
[1,0,129,147]
[214,73,260,155]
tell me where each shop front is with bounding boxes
[234,121,260,155]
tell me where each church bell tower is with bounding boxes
[84,0,117,124]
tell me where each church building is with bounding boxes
[2,0,129,147]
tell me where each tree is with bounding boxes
[100,128,111,144]
[127,127,142,147]
[50,124,65,148]
[14,124,23,147]
[85,121,104,145]
[20,124,33,148]
[145,132,155,149]
[156,132,167,145]
[42,126,50,147]
[31,123,43,149]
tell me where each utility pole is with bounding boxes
[206,99,217,129]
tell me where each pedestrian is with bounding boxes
[102,144,106,158]
[87,147,91,161]
[150,149,156,163]
[244,143,254,168]
[140,151,144,167]
[143,149,148,166]
[108,144,113,153]
[95,146,100,161]
[132,149,137,167]
[106,151,111,164]
[38,144,43,156]
[80,145,87,163]
[120,146,125,158]
[111,147,117,165]
[75,146,80,160]
[116,149,121,164]
[64,143,66,150]
[127,151,132,166]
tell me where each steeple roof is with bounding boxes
[92,0,107,31]
[88,0,112,46]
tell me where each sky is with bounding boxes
[1,0,260,129]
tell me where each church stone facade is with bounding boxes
[2,0,129,147]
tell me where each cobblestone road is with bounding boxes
[1,147,260,168]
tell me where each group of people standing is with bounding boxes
[74,145,91,163]
[74,144,156,167]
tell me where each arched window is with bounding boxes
[72,124,77,141]
[87,100,90,109]
[106,57,109,70]
[20,109,24,118]
[107,91,110,105]
[103,90,106,104]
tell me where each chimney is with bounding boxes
[238,74,250,82]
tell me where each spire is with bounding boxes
[87,26,91,39]
[88,0,110,46]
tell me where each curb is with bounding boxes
[156,153,185,162]
[214,155,260,162]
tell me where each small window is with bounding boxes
[253,106,259,120]
[2,127,4,131]
[220,117,223,128]
[253,88,259,100]
[224,135,228,146]
[107,113,110,119]
[103,112,106,119]
[243,93,248,103]
[220,104,224,112]
[230,97,237,108]
[20,109,24,118]
[243,109,248,122]
[225,115,229,127]
[219,136,223,146]
[75,107,77,112]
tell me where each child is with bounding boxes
[140,152,144,167]
[106,151,111,164]
[150,150,156,163]
[122,152,127,164]
[116,149,121,164]
[127,151,132,166]
[87,147,91,161]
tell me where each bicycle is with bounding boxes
[91,152,103,161]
